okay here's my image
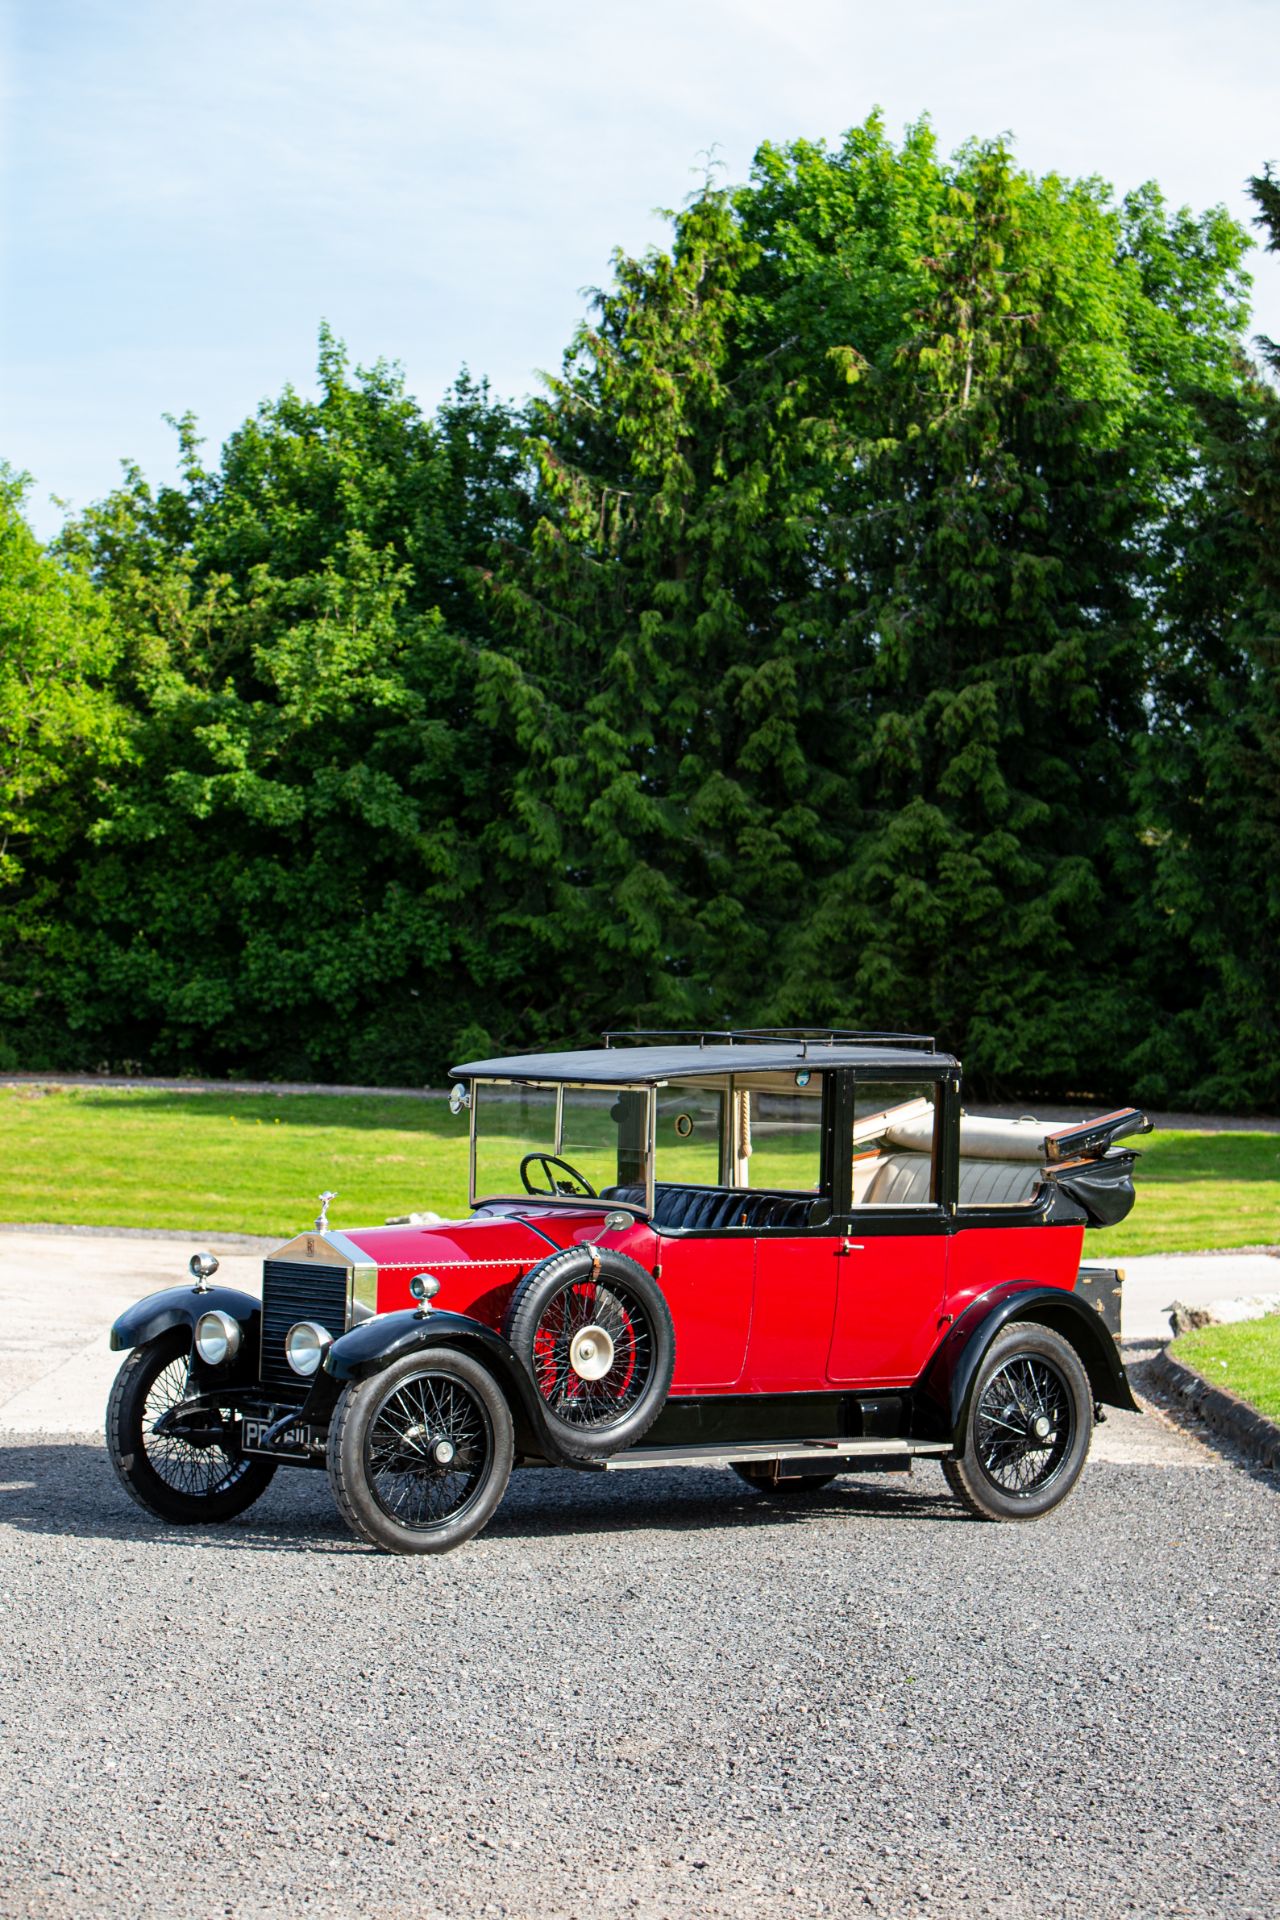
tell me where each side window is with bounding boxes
[853,1082,939,1208]
[739,1084,823,1193]
[654,1084,725,1188]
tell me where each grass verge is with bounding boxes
[1,1086,1277,1254]
[1169,1315,1280,1423]
[0,1087,471,1238]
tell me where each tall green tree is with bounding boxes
[1136,167,1280,1107]
[0,469,129,1066]
[483,120,1252,1096]
[0,124,1262,1101]
[24,338,534,1078]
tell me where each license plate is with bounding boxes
[240,1416,324,1457]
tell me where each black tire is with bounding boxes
[106,1329,277,1525]
[326,1347,514,1555]
[944,1322,1092,1522]
[504,1246,675,1462]
[731,1463,838,1496]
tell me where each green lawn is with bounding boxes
[1,1086,1277,1253]
[0,1087,474,1238]
[1170,1315,1280,1422]
[1104,1130,1280,1257]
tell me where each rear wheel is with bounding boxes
[945,1323,1092,1521]
[327,1347,513,1555]
[106,1329,276,1525]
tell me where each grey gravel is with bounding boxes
[0,1436,1276,1920]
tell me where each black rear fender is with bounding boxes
[323,1310,576,1467]
[914,1283,1138,1447]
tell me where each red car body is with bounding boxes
[340,1207,1081,1395]
[108,1030,1149,1552]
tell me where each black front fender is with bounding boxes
[914,1283,1139,1446]
[111,1285,262,1355]
[324,1310,583,1468]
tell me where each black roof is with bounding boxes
[451,1042,959,1085]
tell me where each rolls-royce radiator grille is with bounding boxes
[260,1259,349,1391]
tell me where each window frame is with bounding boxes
[468,1079,657,1211]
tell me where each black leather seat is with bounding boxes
[602,1184,813,1231]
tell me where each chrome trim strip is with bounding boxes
[604,1437,951,1472]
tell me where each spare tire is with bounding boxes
[503,1245,675,1461]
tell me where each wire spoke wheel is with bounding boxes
[106,1328,277,1526]
[364,1371,492,1530]
[529,1278,654,1429]
[944,1324,1092,1523]
[328,1347,514,1555]
[974,1353,1074,1496]
[140,1350,248,1499]
[505,1247,675,1461]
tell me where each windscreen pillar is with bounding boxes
[613,1090,649,1190]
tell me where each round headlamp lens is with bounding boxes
[285,1321,331,1377]
[194,1309,240,1366]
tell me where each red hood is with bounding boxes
[340,1203,620,1270]
[337,1204,651,1323]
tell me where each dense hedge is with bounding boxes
[2,122,1278,1107]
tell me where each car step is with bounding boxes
[604,1436,952,1472]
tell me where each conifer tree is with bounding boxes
[1137,167,1280,1105]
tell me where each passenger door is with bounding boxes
[657,1237,755,1390]
[744,1234,843,1391]
[738,1074,842,1391]
[825,1075,951,1386]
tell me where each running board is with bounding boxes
[604,1436,952,1472]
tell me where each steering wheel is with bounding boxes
[519,1152,597,1199]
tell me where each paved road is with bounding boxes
[0,1231,1277,1917]
[1,1403,1275,1920]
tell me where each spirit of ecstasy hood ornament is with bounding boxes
[315,1190,337,1231]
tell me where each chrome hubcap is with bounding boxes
[569,1324,615,1380]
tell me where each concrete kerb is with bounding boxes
[1149,1345,1280,1474]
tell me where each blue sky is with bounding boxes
[3,0,1277,538]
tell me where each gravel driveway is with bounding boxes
[1,1391,1276,1920]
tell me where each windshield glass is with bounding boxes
[471,1083,646,1200]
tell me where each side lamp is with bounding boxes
[189,1250,220,1293]
[409,1274,441,1316]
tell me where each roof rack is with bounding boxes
[601,1026,937,1055]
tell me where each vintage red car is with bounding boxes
[107,1030,1150,1553]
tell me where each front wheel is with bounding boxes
[327,1348,514,1555]
[106,1329,277,1525]
[944,1323,1092,1521]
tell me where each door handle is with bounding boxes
[838,1240,865,1254]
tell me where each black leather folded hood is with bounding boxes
[1045,1151,1139,1228]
